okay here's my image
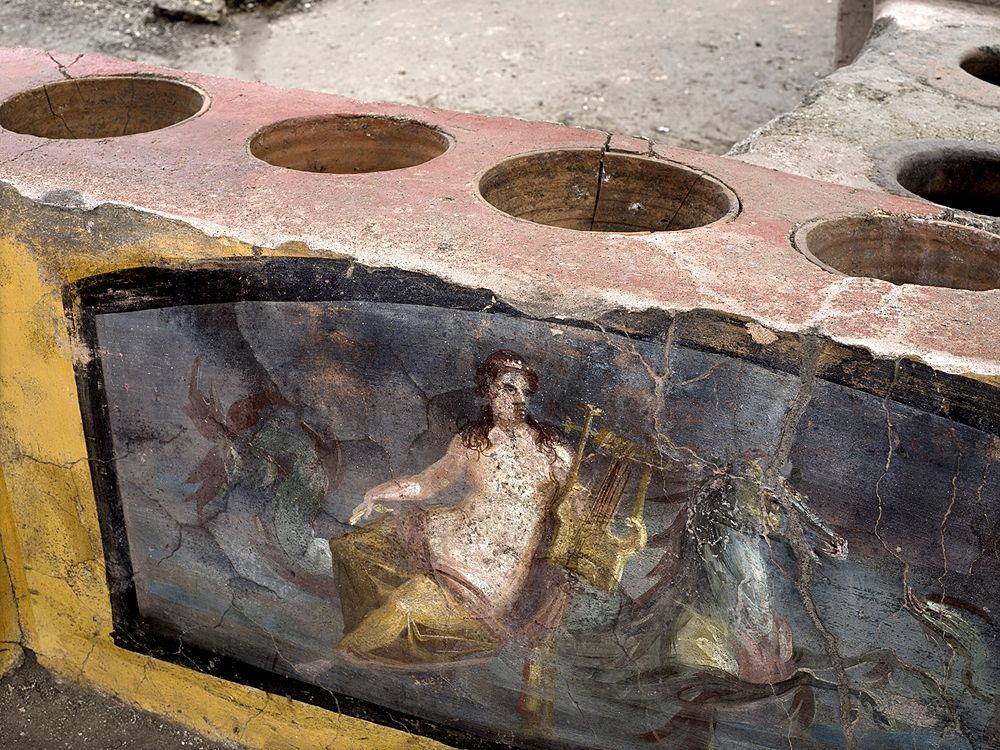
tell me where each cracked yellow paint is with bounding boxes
[1,469,25,676]
[0,200,450,749]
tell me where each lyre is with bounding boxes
[548,404,652,592]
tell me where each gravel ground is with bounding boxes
[0,651,238,750]
[0,1,838,747]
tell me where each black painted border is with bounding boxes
[65,257,1000,750]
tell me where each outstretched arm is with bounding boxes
[350,434,468,524]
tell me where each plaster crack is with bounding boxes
[155,524,184,567]
[77,639,98,679]
[610,316,720,472]
[133,655,154,694]
[873,360,910,618]
[674,359,727,388]
[7,141,51,164]
[45,51,83,79]
[659,171,702,232]
[235,695,269,742]
[561,675,587,723]
[589,132,613,231]
[41,83,77,138]
[119,77,136,137]
[967,437,999,576]
[767,336,858,750]
[0,528,25,646]
[936,449,962,595]
[764,336,820,478]
[13,449,88,470]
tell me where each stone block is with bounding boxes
[0,42,997,750]
[740,0,1000,239]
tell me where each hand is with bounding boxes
[819,535,849,561]
[348,480,421,525]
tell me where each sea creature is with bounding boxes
[184,356,343,591]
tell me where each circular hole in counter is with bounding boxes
[248,114,450,174]
[478,149,739,232]
[893,146,1000,217]
[794,214,1000,291]
[0,76,206,139]
[960,48,1000,87]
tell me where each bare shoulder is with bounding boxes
[446,431,475,456]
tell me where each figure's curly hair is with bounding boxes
[460,350,559,454]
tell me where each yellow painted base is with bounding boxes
[0,644,23,677]
[1,468,25,678]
